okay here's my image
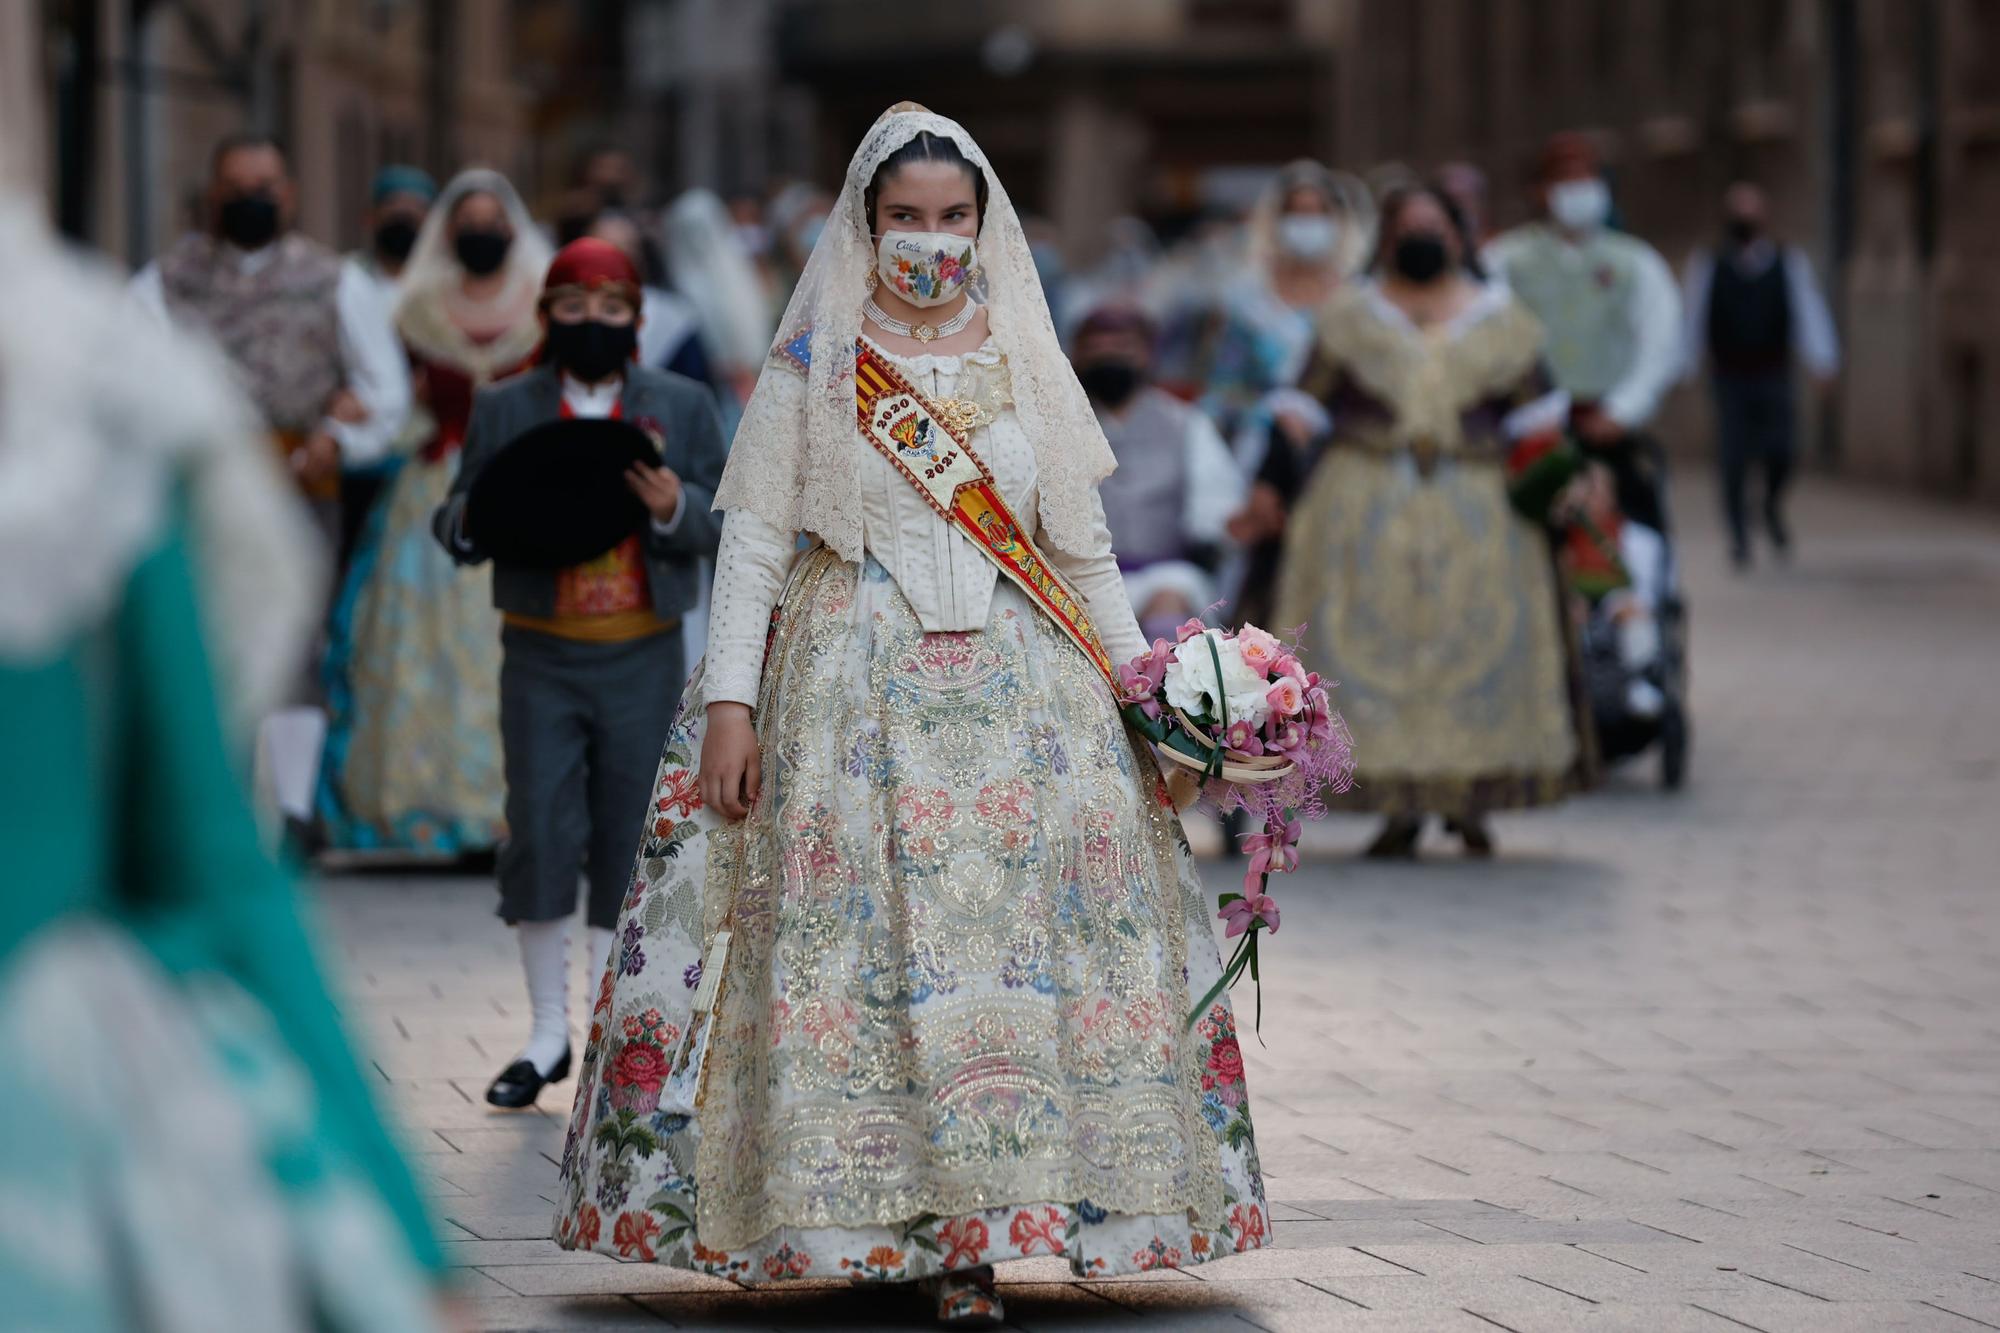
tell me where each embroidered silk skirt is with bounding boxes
[1274,450,1586,818]
[553,548,1270,1282]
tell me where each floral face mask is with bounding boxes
[874,230,977,308]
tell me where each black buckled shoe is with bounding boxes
[485,1046,571,1109]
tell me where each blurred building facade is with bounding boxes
[10,0,1995,503]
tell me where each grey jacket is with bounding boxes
[433,363,726,621]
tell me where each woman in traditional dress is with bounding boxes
[553,105,1270,1325]
[319,168,550,854]
[1270,183,1590,858]
[0,191,444,1331]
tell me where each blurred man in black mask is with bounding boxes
[1680,182,1841,568]
[129,135,410,527]
[128,133,414,843]
[1071,304,1244,643]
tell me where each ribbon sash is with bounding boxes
[853,340,1116,685]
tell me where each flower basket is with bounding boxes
[1111,619,1356,1034]
[1154,705,1296,783]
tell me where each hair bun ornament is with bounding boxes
[879,101,932,120]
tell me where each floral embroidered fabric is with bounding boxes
[554,547,1270,1279]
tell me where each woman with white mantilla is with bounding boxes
[554,105,1270,1326]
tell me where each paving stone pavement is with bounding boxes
[316,477,2000,1332]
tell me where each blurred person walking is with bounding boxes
[1681,182,1840,567]
[582,205,722,681]
[348,164,436,307]
[130,135,411,546]
[130,133,412,842]
[0,191,447,1333]
[433,238,727,1111]
[1269,183,1587,858]
[338,165,437,571]
[580,206,717,390]
[552,105,1272,1324]
[1072,303,1245,641]
[1159,160,1375,451]
[1486,134,1681,534]
[664,188,780,416]
[318,168,549,857]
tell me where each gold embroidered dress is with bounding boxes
[1274,281,1587,816]
[551,334,1271,1281]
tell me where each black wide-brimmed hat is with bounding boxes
[466,417,659,568]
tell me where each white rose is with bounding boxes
[1163,631,1272,730]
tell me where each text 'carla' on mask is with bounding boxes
[875,230,978,309]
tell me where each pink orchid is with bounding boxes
[1115,662,1157,704]
[1241,817,1302,884]
[1218,891,1281,938]
[1236,625,1283,675]
[1265,718,1306,754]
[1222,719,1264,755]
[1266,677,1305,717]
[1175,617,1208,645]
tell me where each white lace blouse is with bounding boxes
[703,339,1147,707]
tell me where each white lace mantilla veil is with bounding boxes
[392,167,552,375]
[711,103,1119,564]
[0,192,321,729]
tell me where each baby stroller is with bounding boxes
[1569,441,1691,789]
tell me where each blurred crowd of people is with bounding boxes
[102,126,1842,868]
[0,107,1852,1327]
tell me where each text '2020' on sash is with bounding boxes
[852,340,1114,686]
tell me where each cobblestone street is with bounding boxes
[318,476,2000,1332]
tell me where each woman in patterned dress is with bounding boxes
[318,169,550,854]
[552,105,1271,1326]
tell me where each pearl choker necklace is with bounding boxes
[864,297,976,345]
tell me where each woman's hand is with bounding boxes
[700,702,761,821]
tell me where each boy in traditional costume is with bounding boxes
[434,238,728,1109]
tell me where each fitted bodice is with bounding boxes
[702,338,1145,708]
[854,337,1031,633]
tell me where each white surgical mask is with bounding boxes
[1548,177,1611,233]
[875,229,977,308]
[1276,213,1340,260]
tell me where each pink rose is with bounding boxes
[1235,625,1282,675]
[1266,677,1305,717]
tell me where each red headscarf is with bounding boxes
[541,237,641,304]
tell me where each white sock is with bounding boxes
[588,926,616,994]
[516,920,571,1076]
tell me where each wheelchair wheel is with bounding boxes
[1659,698,1689,790]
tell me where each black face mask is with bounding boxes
[545,318,637,382]
[1724,216,1760,245]
[373,216,420,265]
[1391,232,1450,284]
[217,192,281,250]
[1077,361,1142,408]
[454,228,512,276]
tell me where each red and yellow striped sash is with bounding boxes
[852,340,1115,686]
